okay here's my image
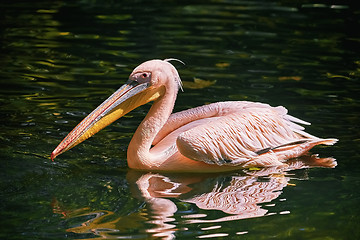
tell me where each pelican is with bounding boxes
[51,59,337,172]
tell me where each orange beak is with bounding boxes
[51,80,164,160]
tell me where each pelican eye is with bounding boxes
[131,72,151,84]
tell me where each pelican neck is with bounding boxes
[127,86,178,168]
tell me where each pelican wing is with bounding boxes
[154,101,294,145]
[176,106,313,166]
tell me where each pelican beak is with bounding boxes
[51,80,164,160]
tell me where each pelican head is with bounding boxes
[51,59,182,160]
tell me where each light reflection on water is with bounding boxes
[54,155,336,239]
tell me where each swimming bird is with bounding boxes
[51,59,337,172]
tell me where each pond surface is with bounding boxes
[1,0,359,239]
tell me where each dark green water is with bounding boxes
[1,0,359,239]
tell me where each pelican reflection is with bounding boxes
[127,155,336,238]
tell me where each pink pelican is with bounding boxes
[51,59,337,172]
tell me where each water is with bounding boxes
[1,0,359,239]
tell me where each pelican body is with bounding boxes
[51,59,337,172]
